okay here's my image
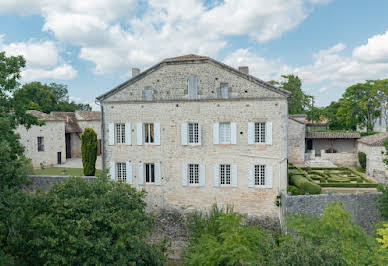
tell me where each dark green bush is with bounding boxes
[81,128,98,176]
[358,152,367,170]
[320,183,377,188]
[289,175,321,194]
[287,186,301,195]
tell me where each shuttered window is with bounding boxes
[115,123,126,144]
[188,123,199,144]
[254,122,266,143]
[219,123,231,144]
[145,163,155,183]
[188,164,199,184]
[144,123,154,144]
[254,165,266,186]
[116,162,127,182]
[220,164,231,185]
[37,137,44,151]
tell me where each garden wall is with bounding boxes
[26,175,97,192]
[280,191,382,233]
[320,151,358,167]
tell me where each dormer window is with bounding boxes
[188,75,198,100]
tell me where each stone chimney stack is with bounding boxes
[132,68,140,78]
[238,66,249,75]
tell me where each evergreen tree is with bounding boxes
[81,128,97,176]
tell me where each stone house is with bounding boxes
[96,54,290,218]
[17,110,101,168]
[358,133,388,182]
[288,114,306,165]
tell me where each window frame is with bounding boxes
[254,122,266,144]
[144,89,153,101]
[254,165,266,187]
[144,123,154,144]
[37,136,44,152]
[219,122,231,144]
[116,162,127,182]
[188,163,200,185]
[115,123,126,144]
[188,122,199,144]
[220,83,229,99]
[220,164,231,185]
[145,163,155,184]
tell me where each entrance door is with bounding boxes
[65,133,71,158]
[306,139,313,151]
[57,152,62,164]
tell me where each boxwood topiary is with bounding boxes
[289,175,321,194]
[287,185,301,195]
[358,152,367,170]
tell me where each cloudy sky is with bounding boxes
[1,0,388,108]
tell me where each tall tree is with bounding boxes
[81,128,97,176]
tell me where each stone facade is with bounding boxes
[288,117,305,165]
[17,120,66,168]
[98,55,290,218]
[320,150,358,167]
[358,142,388,183]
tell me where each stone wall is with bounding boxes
[16,121,66,168]
[358,142,388,183]
[280,191,383,233]
[320,150,358,167]
[312,138,357,156]
[26,175,96,192]
[288,118,305,164]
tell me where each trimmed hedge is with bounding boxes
[289,175,321,194]
[320,183,378,188]
[287,185,301,195]
[358,152,367,170]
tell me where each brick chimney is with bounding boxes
[132,68,140,78]
[238,66,249,75]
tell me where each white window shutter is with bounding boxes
[248,122,254,145]
[109,161,115,180]
[138,163,144,185]
[126,162,132,184]
[248,165,254,188]
[266,165,273,188]
[266,122,272,145]
[108,123,115,145]
[182,164,188,186]
[154,122,161,145]
[136,123,143,146]
[200,164,206,187]
[181,123,188,145]
[213,123,219,144]
[231,164,237,187]
[198,124,202,145]
[231,122,237,144]
[213,164,220,187]
[125,123,131,145]
[155,162,161,185]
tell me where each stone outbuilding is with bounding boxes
[358,133,388,183]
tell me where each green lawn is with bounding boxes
[32,167,102,176]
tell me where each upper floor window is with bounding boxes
[220,83,229,99]
[37,137,44,152]
[144,123,154,144]
[144,89,153,101]
[254,165,266,186]
[116,162,127,182]
[220,164,231,185]
[254,122,266,143]
[188,123,199,144]
[188,164,199,184]
[115,123,126,144]
[145,163,155,183]
[188,75,198,100]
[219,122,231,144]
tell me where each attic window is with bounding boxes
[144,89,153,101]
[188,75,198,100]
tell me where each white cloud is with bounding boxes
[0,35,77,81]
[352,30,388,63]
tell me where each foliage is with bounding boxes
[13,81,92,113]
[32,167,103,176]
[358,151,367,170]
[377,184,388,219]
[383,139,388,166]
[377,223,388,250]
[286,201,386,265]
[289,175,321,194]
[360,131,378,137]
[81,128,98,176]
[287,185,301,195]
[0,176,167,265]
[184,205,273,265]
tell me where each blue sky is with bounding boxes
[1,0,388,108]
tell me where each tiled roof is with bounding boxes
[51,112,82,133]
[306,132,360,139]
[27,110,65,121]
[163,54,209,62]
[288,114,307,124]
[359,132,388,146]
[75,111,101,121]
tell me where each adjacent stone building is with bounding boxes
[358,133,388,183]
[17,110,101,168]
[96,54,291,218]
[288,114,306,165]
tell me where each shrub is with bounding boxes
[289,175,321,194]
[287,185,301,195]
[81,128,97,176]
[358,152,367,170]
[377,184,388,219]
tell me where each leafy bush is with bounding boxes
[0,176,167,265]
[377,184,388,219]
[360,131,378,137]
[81,128,98,176]
[287,185,301,195]
[289,175,321,194]
[358,152,367,170]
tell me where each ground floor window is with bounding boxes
[145,163,155,183]
[220,164,231,185]
[188,164,199,184]
[254,165,265,186]
[116,162,127,182]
